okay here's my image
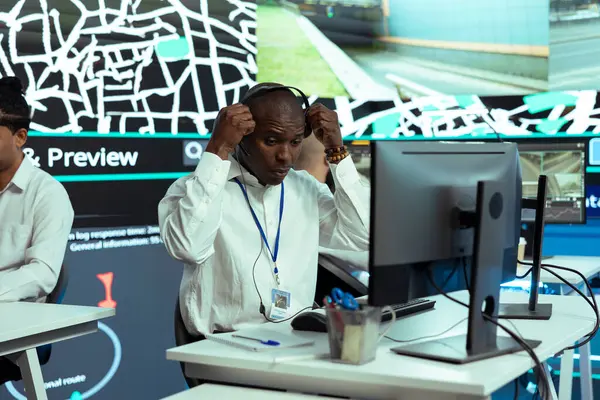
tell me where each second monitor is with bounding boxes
[368,140,540,364]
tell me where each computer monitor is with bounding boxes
[348,139,518,293]
[518,141,586,225]
[368,141,539,364]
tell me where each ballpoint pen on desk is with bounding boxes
[231,334,280,346]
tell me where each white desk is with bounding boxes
[0,302,115,400]
[517,256,600,293]
[167,291,595,400]
[161,383,341,399]
[516,255,600,400]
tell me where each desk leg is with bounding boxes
[543,362,559,400]
[559,349,574,400]
[16,349,47,400]
[580,341,594,400]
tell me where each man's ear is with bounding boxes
[13,128,27,148]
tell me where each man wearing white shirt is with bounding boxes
[159,83,370,336]
[0,77,74,383]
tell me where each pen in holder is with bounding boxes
[324,289,395,365]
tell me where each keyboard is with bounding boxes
[381,298,436,322]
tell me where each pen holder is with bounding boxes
[325,306,391,365]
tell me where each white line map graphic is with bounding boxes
[333,90,600,140]
[0,0,256,134]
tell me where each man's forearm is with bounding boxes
[0,261,57,302]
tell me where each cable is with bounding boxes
[513,377,519,400]
[425,267,551,399]
[440,259,460,290]
[385,318,467,343]
[540,264,599,350]
[239,155,316,324]
[461,257,470,293]
[517,259,599,350]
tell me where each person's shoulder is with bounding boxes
[27,168,73,216]
[29,166,69,199]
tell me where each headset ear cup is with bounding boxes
[305,115,311,137]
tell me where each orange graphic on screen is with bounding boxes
[97,272,117,308]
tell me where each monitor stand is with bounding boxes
[499,175,552,320]
[391,180,541,364]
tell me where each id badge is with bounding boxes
[269,288,291,320]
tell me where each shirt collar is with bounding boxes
[9,155,34,191]
[226,154,264,188]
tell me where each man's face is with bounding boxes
[0,126,26,171]
[243,107,306,186]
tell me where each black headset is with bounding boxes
[238,85,312,156]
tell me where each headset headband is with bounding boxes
[241,85,312,137]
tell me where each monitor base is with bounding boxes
[498,303,552,320]
[391,334,541,364]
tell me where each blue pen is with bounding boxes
[232,334,280,346]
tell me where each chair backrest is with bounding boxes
[38,264,69,366]
[47,263,68,305]
[174,296,203,388]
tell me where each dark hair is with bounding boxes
[0,76,30,133]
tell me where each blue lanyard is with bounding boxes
[233,178,285,282]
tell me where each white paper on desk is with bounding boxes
[206,328,315,352]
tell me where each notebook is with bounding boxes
[206,328,315,352]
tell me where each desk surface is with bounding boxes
[162,384,340,400]
[517,255,600,285]
[167,291,595,399]
[0,302,115,344]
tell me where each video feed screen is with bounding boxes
[549,1,600,91]
[347,140,586,225]
[257,0,549,99]
[518,142,586,224]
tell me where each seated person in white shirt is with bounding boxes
[158,83,370,337]
[0,77,74,383]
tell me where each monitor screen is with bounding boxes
[517,141,586,224]
[346,139,586,224]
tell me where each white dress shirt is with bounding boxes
[158,152,370,336]
[0,155,74,302]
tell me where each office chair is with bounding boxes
[315,253,368,306]
[174,296,203,388]
[36,263,69,365]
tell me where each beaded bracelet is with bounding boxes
[326,150,349,163]
[324,145,346,155]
